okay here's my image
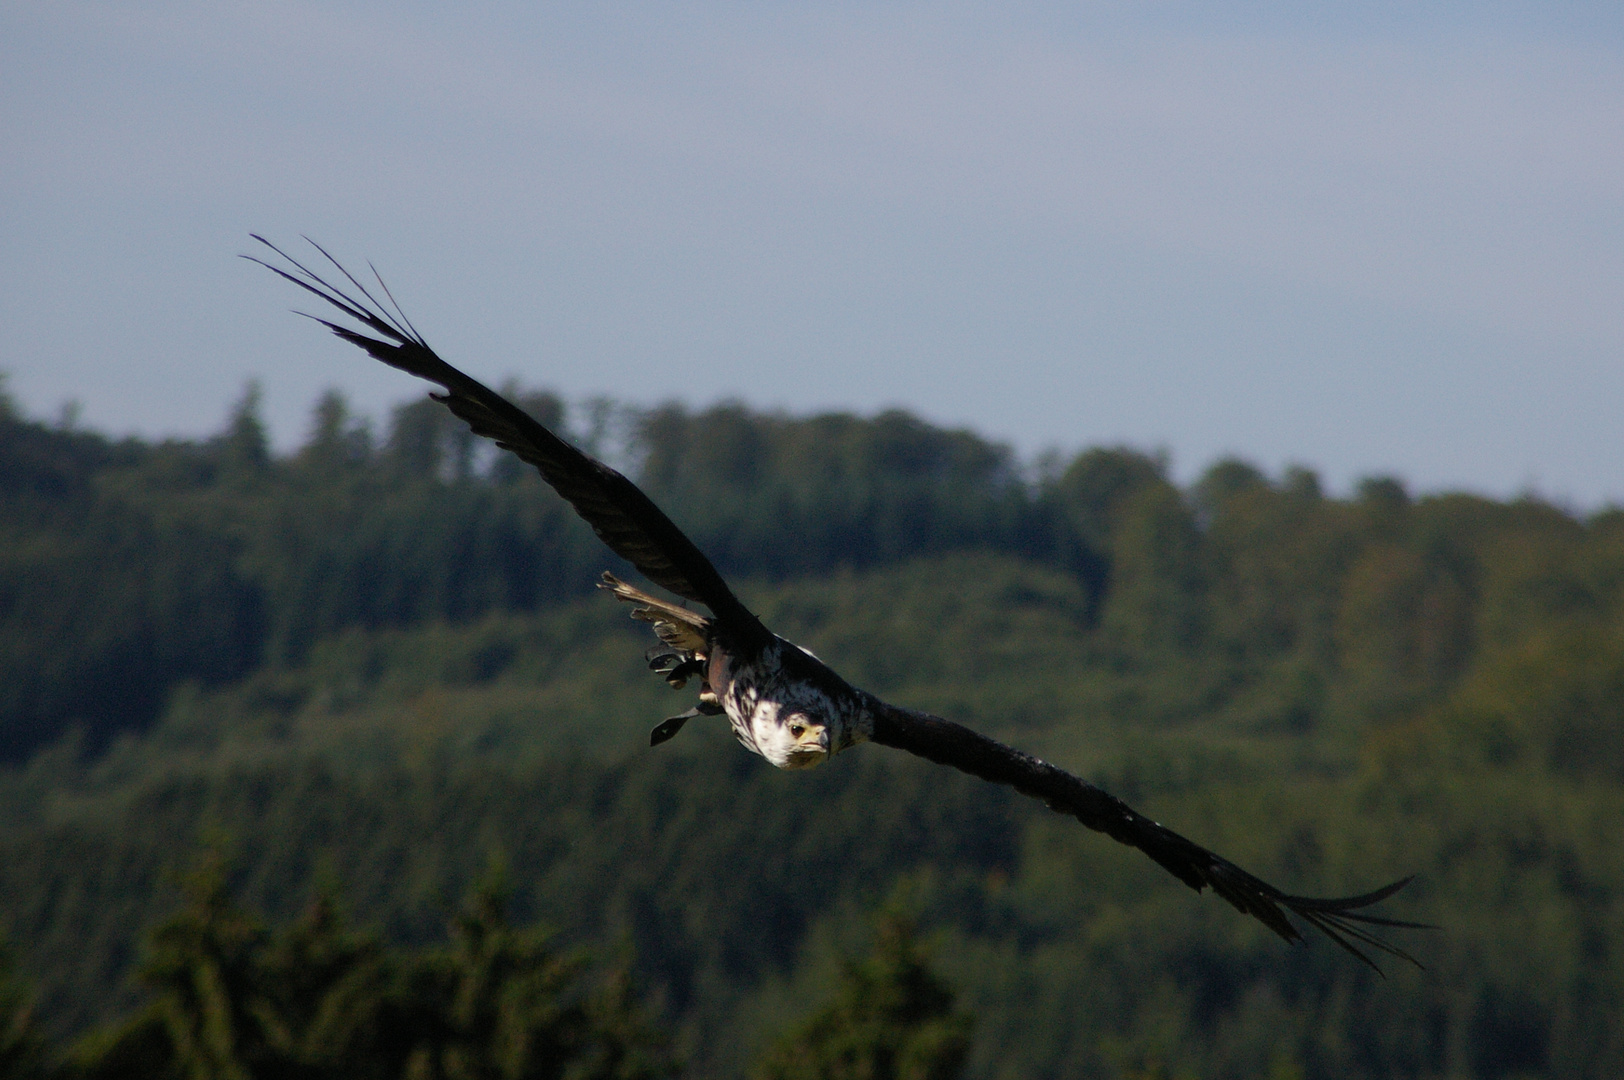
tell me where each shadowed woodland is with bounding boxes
[2,377,1622,1077]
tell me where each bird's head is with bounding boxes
[748,701,833,770]
[715,635,871,770]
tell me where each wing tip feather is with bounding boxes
[1278,874,1431,974]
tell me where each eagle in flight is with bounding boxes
[251,236,1427,972]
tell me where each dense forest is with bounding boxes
[2,377,1622,1077]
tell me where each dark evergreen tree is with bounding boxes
[752,912,972,1080]
[64,859,676,1080]
[214,382,271,482]
[0,947,51,1080]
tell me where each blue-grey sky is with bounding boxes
[4,2,1621,502]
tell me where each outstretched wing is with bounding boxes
[248,236,761,631]
[872,704,1429,972]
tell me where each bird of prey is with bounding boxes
[250,236,1427,971]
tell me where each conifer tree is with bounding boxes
[752,912,972,1080]
[65,858,677,1080]
[0,946,51,1080]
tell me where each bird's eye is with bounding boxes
[789,721,806,738]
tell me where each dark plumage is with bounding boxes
[250,236,1430,971]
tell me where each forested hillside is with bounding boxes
[2,382,1622,1077]
[0,383,1053,761]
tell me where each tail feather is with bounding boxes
[598,572,711,653]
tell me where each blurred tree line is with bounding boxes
[57,857,676,1080]
[0,384,1049,760]
[11,377,1603,761]
[0,855,964,1080]
[3,381,1623,1077]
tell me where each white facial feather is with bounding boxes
[718,638,860,770]
[743,698,831,770]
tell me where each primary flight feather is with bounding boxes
[250,236,1428,971]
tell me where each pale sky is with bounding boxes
[4,2,1622,502]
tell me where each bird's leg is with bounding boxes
[649,703,721,746]
[646,647,705,689]
[598,571,725,743]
